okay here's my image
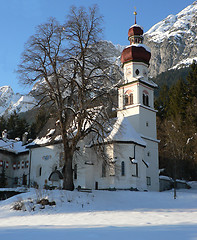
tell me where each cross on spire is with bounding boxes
[133,7,137,24]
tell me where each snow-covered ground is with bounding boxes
[0,187,197,240]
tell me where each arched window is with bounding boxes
[102,161,106,177]
[36,165,42,177]
[125,90,133,106]
[121,161,125,176]
[74,164,77,180]
[39,167,42,176]
[146,95,149,106]
[125,95,129,106]
[143,91,149,106]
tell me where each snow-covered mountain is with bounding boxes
[0,86,37,117]
[144,0,197,76]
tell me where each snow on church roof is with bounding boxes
[105,117,146,147]
[0,138,28,154]
[29,116,146,149]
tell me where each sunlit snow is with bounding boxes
[0,187,197,240]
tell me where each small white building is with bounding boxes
[0,135,29,187]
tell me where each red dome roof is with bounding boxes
[128,25,143,38]
[121,45,151,65]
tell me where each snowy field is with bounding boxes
[0,186,197,240]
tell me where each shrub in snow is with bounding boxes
[12,198,26,211]
[12,197,56,211]
[37,198,56,206]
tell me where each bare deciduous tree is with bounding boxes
[17,5,121,190]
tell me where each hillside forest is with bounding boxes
[155,61,197,180]
[0,109,49,141]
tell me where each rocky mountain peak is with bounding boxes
[0,85,37,117]
[144,1,197,76]
[0,86,16,114]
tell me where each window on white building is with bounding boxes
[135,69,140,75]
[74,164,77,180]
[132,162,138,177]
[121,161,125,176]
[36,165,42,177]
[39,167,42,177]
[102,161,106,177]
[143,91,149,106]
[125,93,133,106]
[25,161,29,168]
[147,176,151,186]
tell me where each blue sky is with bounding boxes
[0,0,195,94]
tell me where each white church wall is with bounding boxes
[81,143,147,191]
[73,142,95,189]
[124,62,149,83]
[89,144,114,190]
[119,107,157,140]
[30,143,63,188]
[117,107,140,134]
[139,107,157,139]
[143,139,159,191]
[113,143,147,190]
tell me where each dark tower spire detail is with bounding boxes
[134,7,137,24]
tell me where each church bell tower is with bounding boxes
[118,10,159,191]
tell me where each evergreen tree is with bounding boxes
[29,122,37,140]
[28,109,49,139]
[155,62,197,180]
[7,111,29,139]
[155,84,169,119]
[0,116,7,134]
[167,78,187,120]
[34,109,49,134]
[186,61,197,102]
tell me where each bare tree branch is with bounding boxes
[17,6,120,190]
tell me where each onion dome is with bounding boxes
[121,10,151,65]
[128,24,143,43]
[121,44,151,65]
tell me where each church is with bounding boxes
[0,14,159,191]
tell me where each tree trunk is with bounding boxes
[62,151,75,191]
